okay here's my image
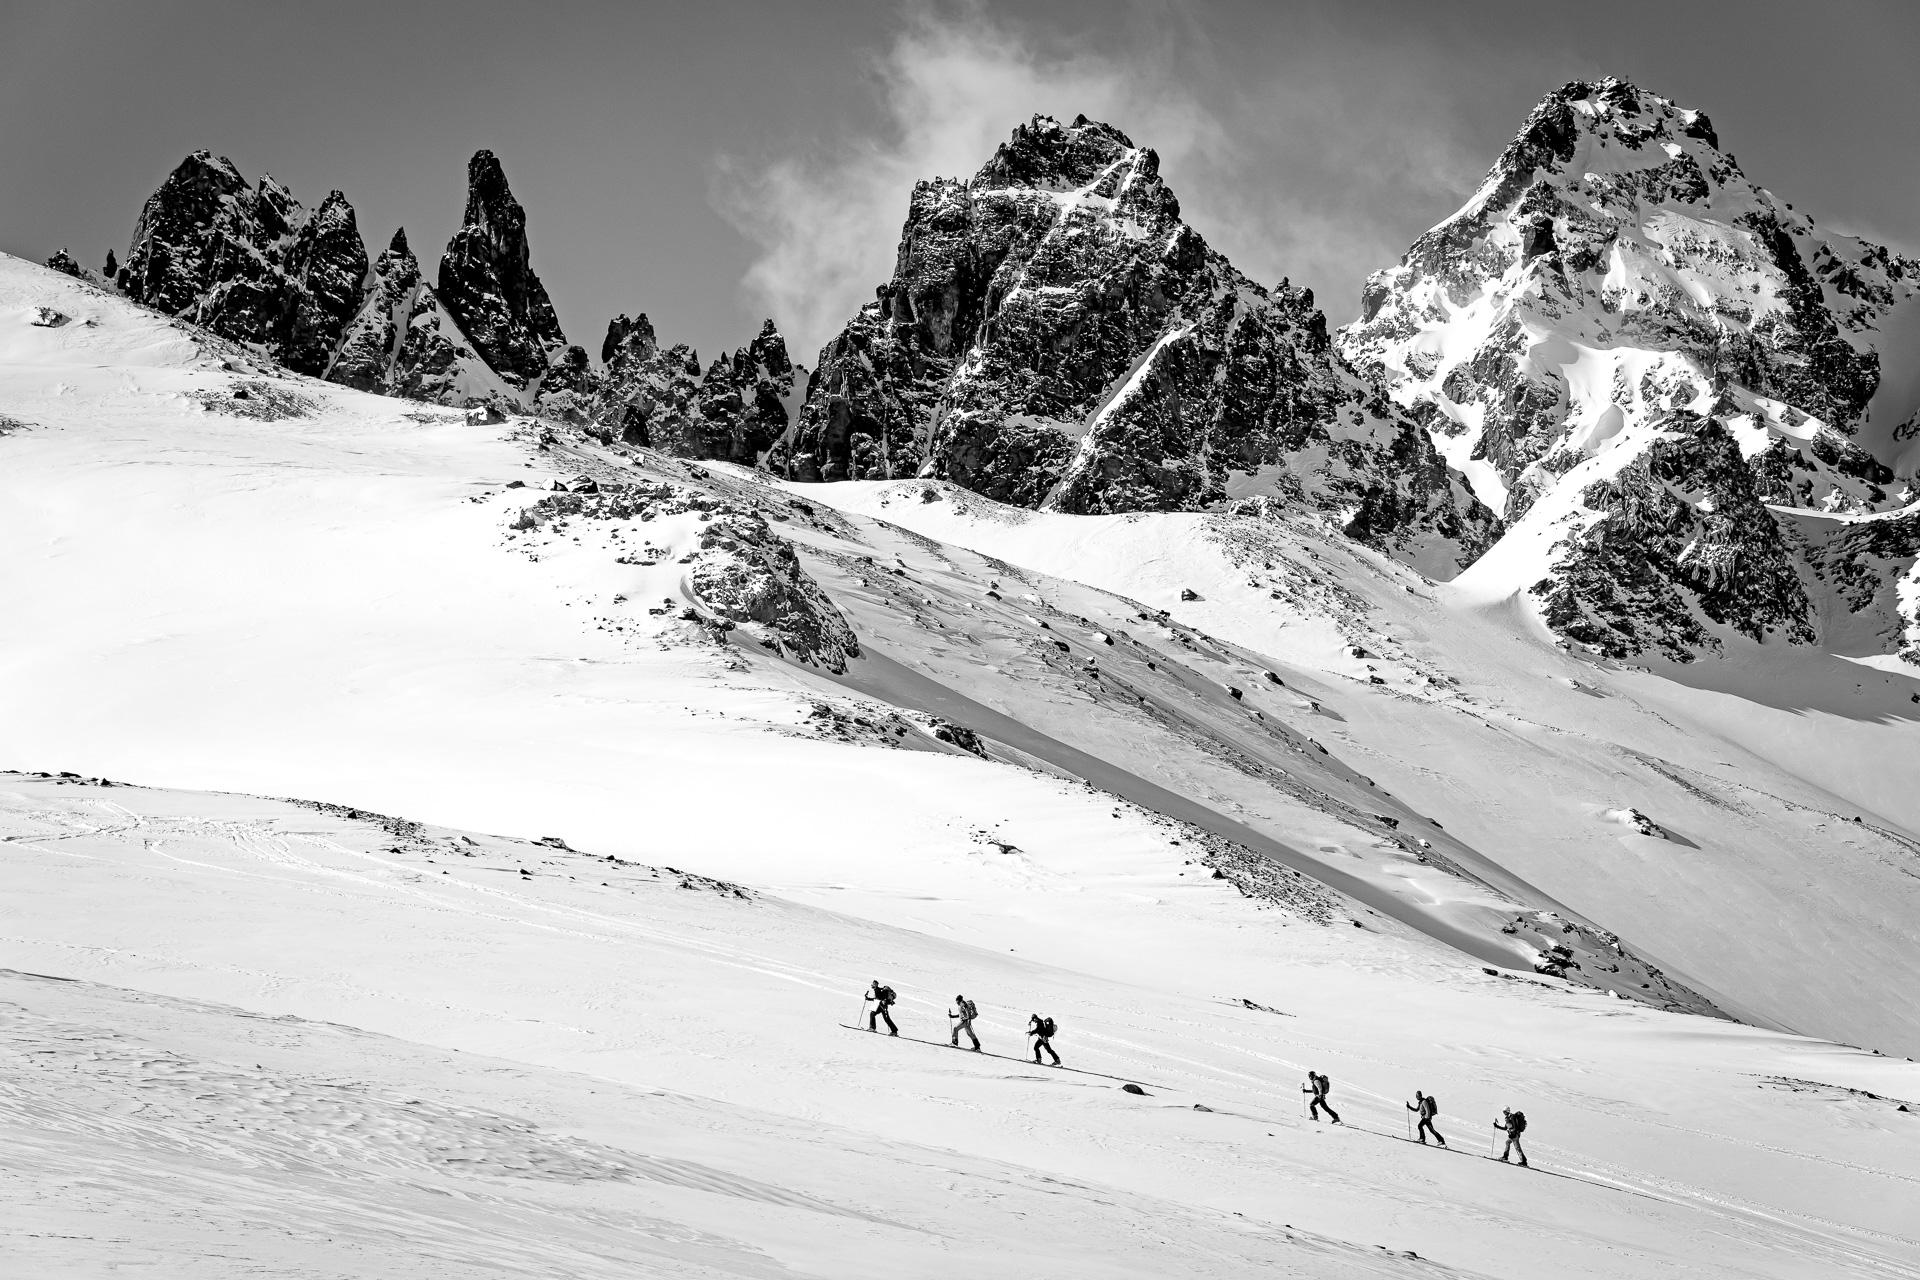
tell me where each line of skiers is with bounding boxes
[864,980,1060,1065]
[1305,1072,1526,1166]
[868,981,1529,1165]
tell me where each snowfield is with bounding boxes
[5,253,1920,1277]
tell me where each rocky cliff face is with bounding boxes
[435,151,576,392]
[593,314,794,463]
[779,115,1494,576]
[1340,77,1920,660]
[117,151,369,377]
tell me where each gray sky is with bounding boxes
[4,0,1915,363]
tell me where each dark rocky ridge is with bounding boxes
[95,147,787,431]
[117,151,369,377]
[780,114,1497,576]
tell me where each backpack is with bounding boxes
[1508,1111,1526,1134]
[875,985,895,1006]
[1424,1095,1439,1118]
[1315,1073,1331,1096]
[1036,1016,1056,1038]
[959,998,976,1019]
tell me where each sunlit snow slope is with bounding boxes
[4,253,1920,1277]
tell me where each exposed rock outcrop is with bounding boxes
[778,114,1495,576]
[44,248,86,280]
[505,480,858,671]
[1340,77,1920,660]
[118,151,369,377]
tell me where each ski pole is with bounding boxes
[1405,1107,1412,1141]
[856,993,870,1029]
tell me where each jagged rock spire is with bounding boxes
[435,150,567,388]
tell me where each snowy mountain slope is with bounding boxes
[6,248,1920,1274]
[0,250,1682,1019]
[7,245,1920,1050]
[771,476,1920,1057]
[1339,77,1920,663]
[6,777,1920,1279]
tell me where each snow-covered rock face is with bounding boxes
[1341,78,1920,660]
[779,114,1497,577]
[435,150,575,391]
[592,315,795,463]
[118,151,369,378]
[325,229,505,406]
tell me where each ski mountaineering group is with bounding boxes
[860,980,1532,1167]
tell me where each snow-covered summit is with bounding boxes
[782,114,1498,578]
[1339,77,1920,661]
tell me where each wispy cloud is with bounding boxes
[714,6,1488,358]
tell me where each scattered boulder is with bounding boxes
[1605,806,1667,838]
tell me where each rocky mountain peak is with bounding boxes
[973,113,1142,192]
[1339,77,1920,663]
[776,114,1494,575]
[436,149,568,388]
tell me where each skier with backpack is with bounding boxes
[1494,1107,1529,1166]
[950,994,982,1051]
[1302,1071,1342,1124]
[1406,1090,1446,1145]
[1028,1013,1061,1065]
[866,979,899,1036]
